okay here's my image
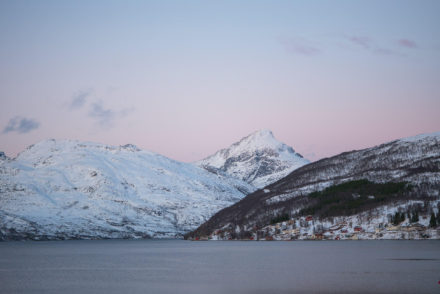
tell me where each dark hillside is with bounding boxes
[186,134,440,239]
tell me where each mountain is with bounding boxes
[0,139,255,240]
[0,152,7,160]
[187,132,440,240]
[196,130,309,188]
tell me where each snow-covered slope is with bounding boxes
[196,130,309,188]
[188,132,440,240]
[0,139,255,240]
[0,152,7,160]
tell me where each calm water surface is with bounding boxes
[0,240,439,294]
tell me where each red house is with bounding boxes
[354,226,362,232]
[305,216,313,221]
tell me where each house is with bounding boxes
[314,233,323,240]
[305,215,313,222]
[329,224,342,231]
[354,226,363,232]
[341,229,348,234]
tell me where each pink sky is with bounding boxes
[1,1,439,162]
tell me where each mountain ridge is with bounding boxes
[0,139,255,240]
[187,131,440,240]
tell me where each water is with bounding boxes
[0,240,439,294]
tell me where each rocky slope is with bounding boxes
[0,139,255,240]
[187,132,440,240]
[196,130,309,188]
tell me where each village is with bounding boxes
[203,212,440,241]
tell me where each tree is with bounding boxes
[392,212,405,225]
[411,211,419,223]
[429,213,437,228]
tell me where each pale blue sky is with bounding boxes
[1,0,439,161]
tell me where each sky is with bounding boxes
[1,0,439,162]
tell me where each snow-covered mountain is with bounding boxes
[0,139,255,240]
[196,130,309,188]
[188,132,440,240]
[0,151,7,160]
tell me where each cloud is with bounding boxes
[398,39,417,49]
[279,37,321,56]
[88,101,133,129]
[372,48,400,56]
[345,35,402,56]
[70,89,92,110]
[3,117,40,134]
[346,35,371,49]
[89,102,116,128]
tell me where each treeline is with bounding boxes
[270,214,289,225]
[430,212,439,227]
[392,211,440,227]
[298,180,411,218]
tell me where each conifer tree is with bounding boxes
[429,213,437,228]
[411,211,419,223]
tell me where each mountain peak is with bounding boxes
[230,129,289,154]
[197,130,310,188]
[249,129,274,138]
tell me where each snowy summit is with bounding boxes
[196,130,309,188]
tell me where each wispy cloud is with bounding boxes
[279,37,321,56]
[397,39,417,49]
[88,101,132,129]
[345,35,401,56]
[69,89,92,110]
[3,117,40,134]
[346,36,371,49]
